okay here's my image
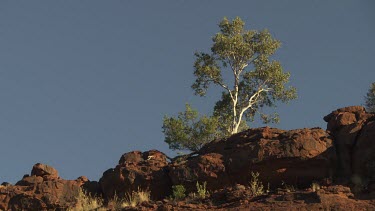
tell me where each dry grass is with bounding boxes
[68,187,150,210]
[68,188,105,211]
[121,188,150,208]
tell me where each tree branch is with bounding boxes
[205,79,235,101]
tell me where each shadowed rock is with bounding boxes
[99,150,172,200]
[324,106,375,191]
[169,127,335,192]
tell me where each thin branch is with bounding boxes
[205,79,234,101]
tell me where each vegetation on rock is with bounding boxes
[171,185,186,200]
[249,171,265,196]
[68,188,104,211]
[196,181,208,199]
[193,16,297,134]
[162,104,221,151]
[163,16,296,151]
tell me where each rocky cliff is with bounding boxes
[0,106,374,210]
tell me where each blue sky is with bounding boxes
[0,1,374,183]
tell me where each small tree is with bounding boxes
[365,82,375,112]
[162,104,221,151]
[192,17,297,134]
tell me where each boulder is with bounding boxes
[168,153,229,193]
[31,163,59,180]
[99,150,172,200]
[324,106,375,186]
[169,127,335,193]
[0,163,83,210]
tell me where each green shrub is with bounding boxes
[172,185,186,200]
[196,181,208,199]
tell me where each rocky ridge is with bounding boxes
[0,106,374,210]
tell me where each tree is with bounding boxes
[162,104,221,151]
[192,17,297,134]
[365,82,375,112]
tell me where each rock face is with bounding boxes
[324,106,375,189]
[31,163,59,179]
[169,127,335,192]
[0,164,87,211]
[99,150,172,200]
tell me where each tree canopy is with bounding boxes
[193,17,297,134]
[162,17,297,152]
[162,104,221,152]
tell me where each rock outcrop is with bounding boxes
[324,106,375,192]
[0,106,374,210]
[169,127,335,193]
[99,150,172,200]
[0,164,89,211]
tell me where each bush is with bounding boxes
[171,185,186,200]
[249,172,264,197]
[196,181,208,199]
[162,104,222,152]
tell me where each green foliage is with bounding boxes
[365,82,375,112]
[171,185,186,200]
[162,16,297,151]
[193,17,297,133]
[196,181,208,199]
[249,171,264,197]
[162,104,222,151]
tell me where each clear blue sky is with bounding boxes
[0,1,374,183]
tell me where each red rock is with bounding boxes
[168,127,335,194]
[31,163,59,179]
[99,150,172,200]
[324,106,375,185]
[352,120,375,185]
[0,163,82,210]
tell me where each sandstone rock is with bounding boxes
[1,182,11,187]
[15,175,43,186]
[31,163,59,179]
[324,106,375,185]
[0,163,82,210]
[99,150,172,200]
[169,127,335,193]
[75,175,102,197]
[169,153,229,193]
[8,193,47,211]
[352,119,375,185]
[2,106,375,209]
